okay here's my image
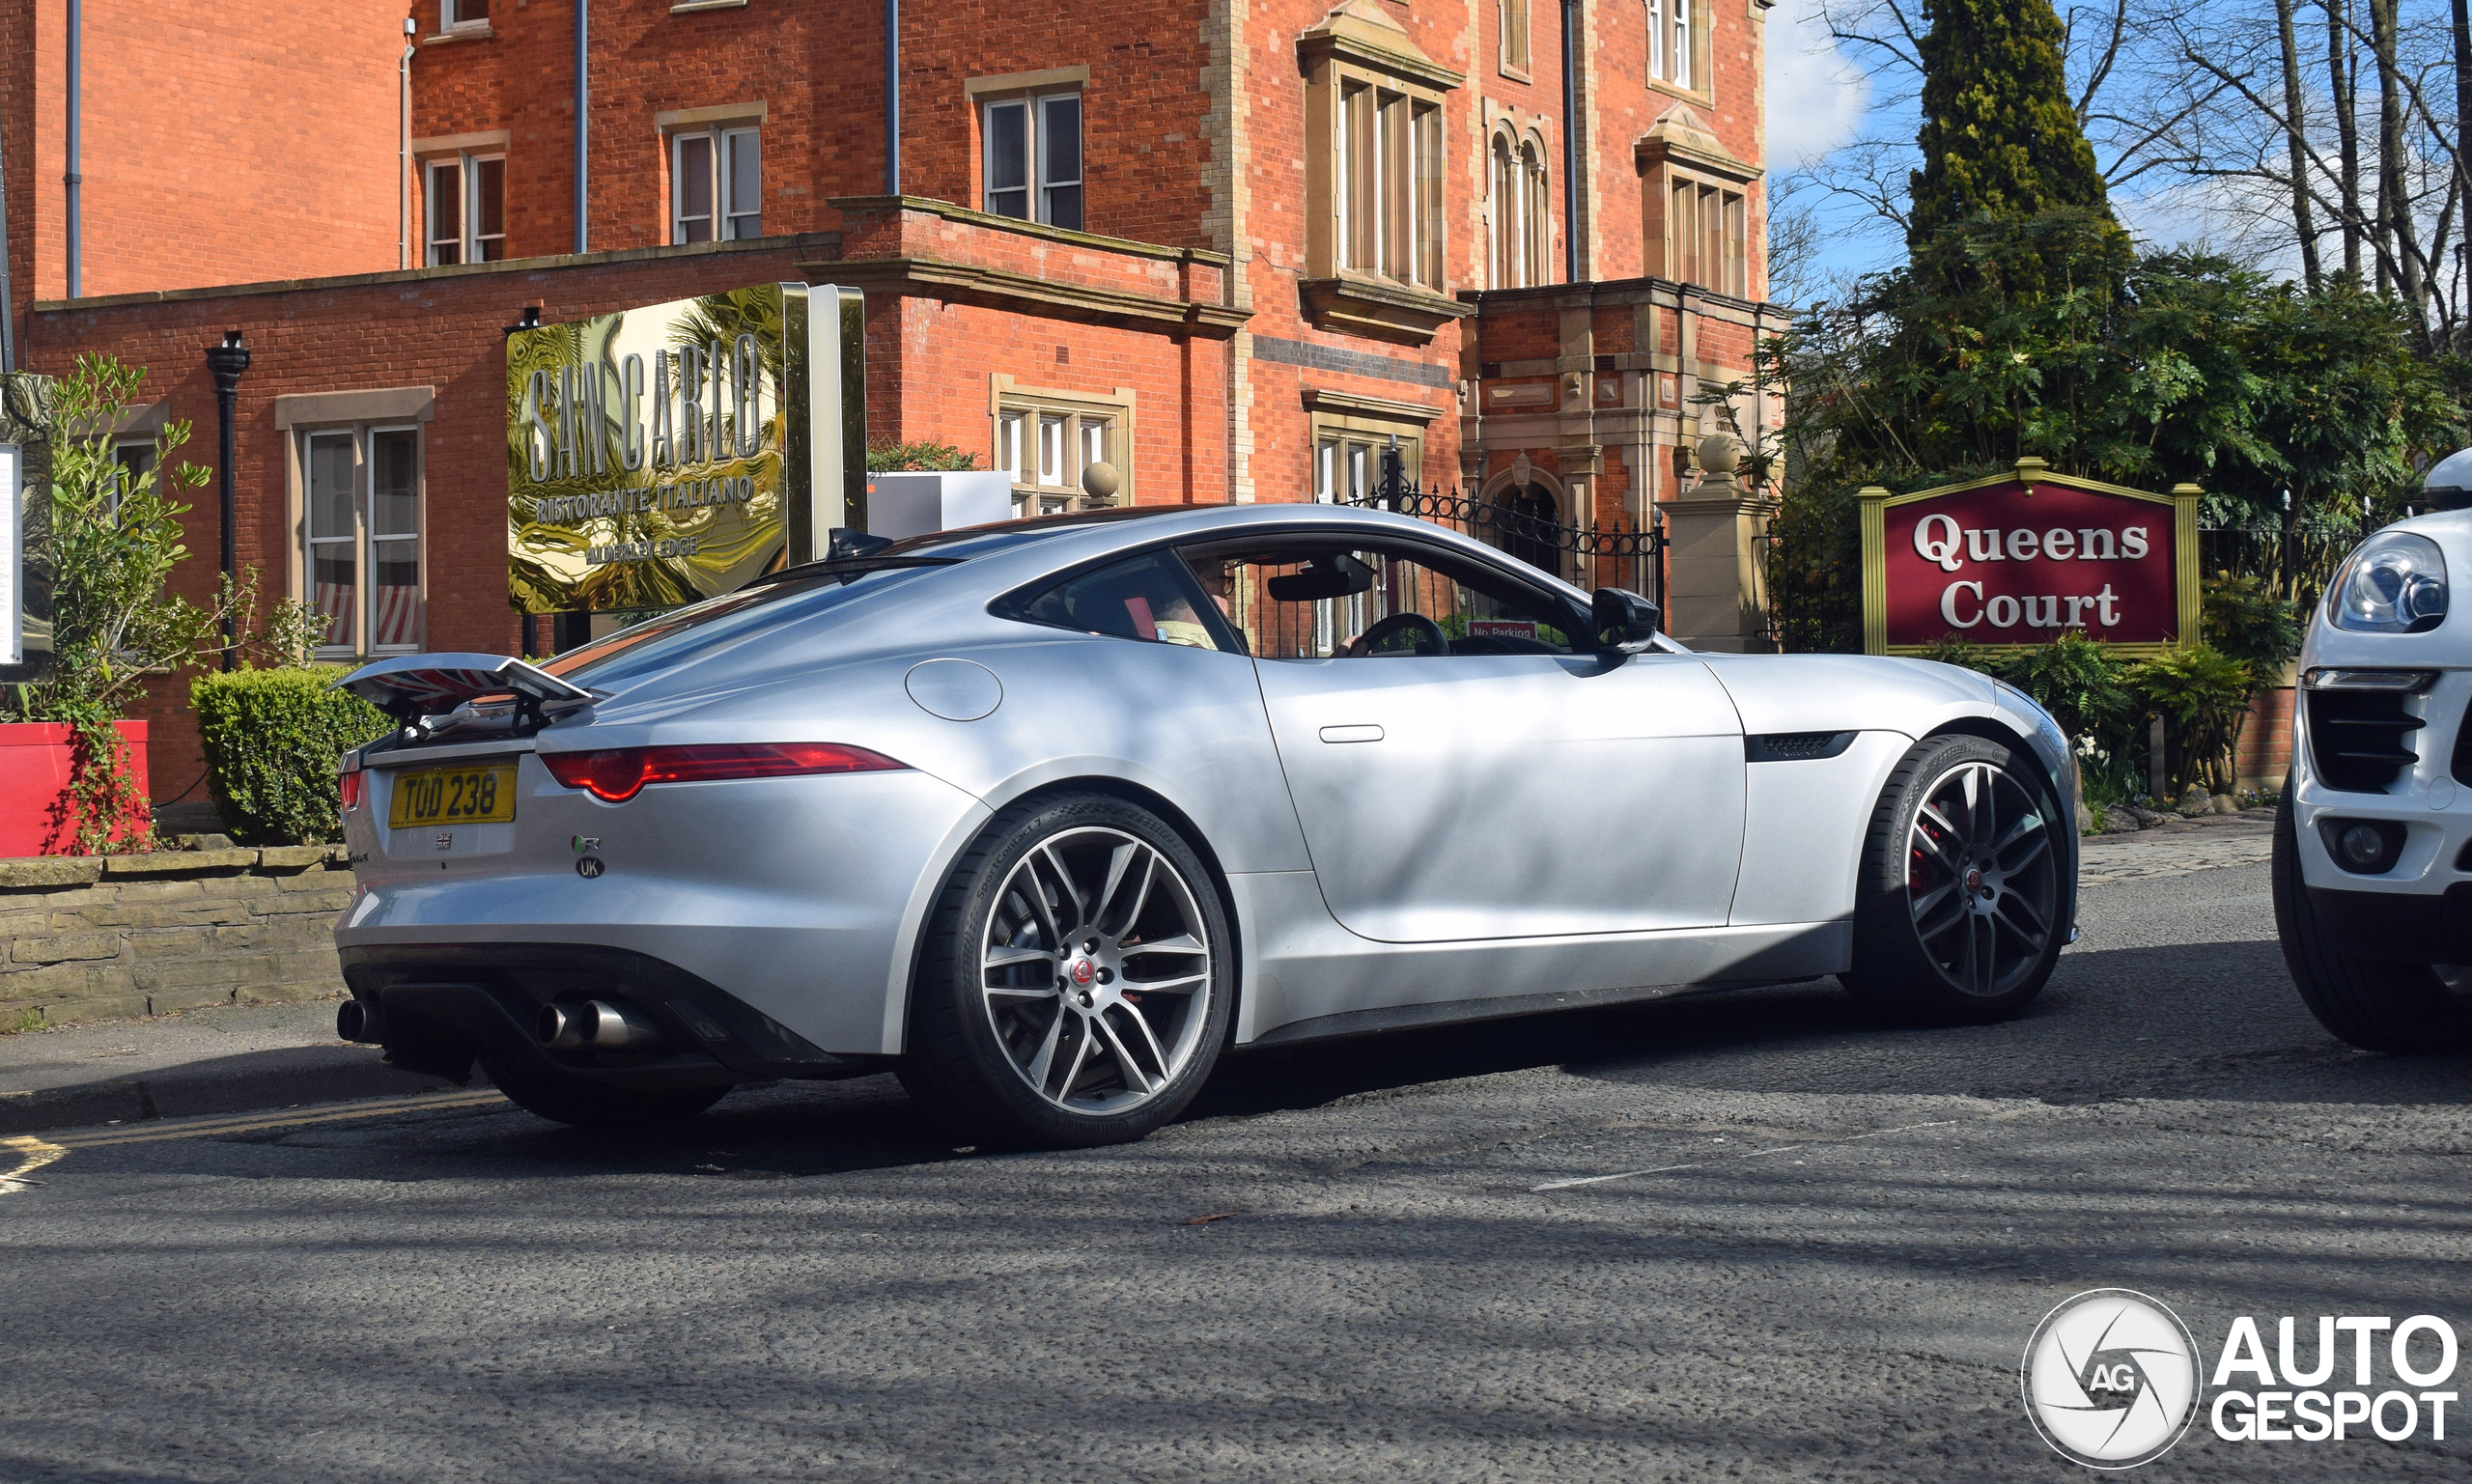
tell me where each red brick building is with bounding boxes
[2,0,1779,795]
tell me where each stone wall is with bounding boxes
[0,848,351,1030]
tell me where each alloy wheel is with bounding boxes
[979,826,1215,1115]
[1904,760,2058,997]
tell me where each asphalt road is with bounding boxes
[4,860,2467,1482]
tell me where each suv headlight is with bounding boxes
[2328,530,2449,632]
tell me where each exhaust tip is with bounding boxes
[336,998,380,1044]
[538,1002,589,1050]
[537,998,665,1054]
[582,998,663,1051]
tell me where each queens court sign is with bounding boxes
[1858,457,2202,655]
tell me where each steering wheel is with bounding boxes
[1346,611,1449,658]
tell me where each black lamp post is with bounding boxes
[205,329,250,671]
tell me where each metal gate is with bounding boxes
[1334,449,1667,614]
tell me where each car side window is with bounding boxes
[1010,549,1246,654]
[1193,539,1580,658]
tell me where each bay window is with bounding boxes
[1336,83,1444,289]
[1298,9,1469,342]
[1666,178,1748,295]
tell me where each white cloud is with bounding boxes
[1764,3,1870,171]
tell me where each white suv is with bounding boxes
[2274,477,2472,1050]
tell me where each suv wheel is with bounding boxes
[2271,789,2472,1051]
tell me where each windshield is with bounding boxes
[539,564,938,689]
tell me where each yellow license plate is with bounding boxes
[388,764,518,828]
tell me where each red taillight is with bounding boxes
[339,770,366,812]
[541,743,906,802]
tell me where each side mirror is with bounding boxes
[1591,587,1663,656]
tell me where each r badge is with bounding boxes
[576,855,606,879]
[434,832,453,852]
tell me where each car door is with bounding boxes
[1222,535,1746,942]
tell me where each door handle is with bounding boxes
[1319,724,1385,743]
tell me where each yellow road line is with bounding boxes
[42,1090,510,1150]
[2,1135,69,1193]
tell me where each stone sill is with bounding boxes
[670,0,748,11]
[0,846,347,890]
[422,22,493,44]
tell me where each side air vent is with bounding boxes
[1747,731,1857,763]
[2455,697,2472,787]
[2307,689,2423,793]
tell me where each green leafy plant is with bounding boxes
[866,441,979,472]
[2201,574,2304,673]
[1,355,284,853]
[2135,643,2255,798]
[189,667,392,845]
[1998,630,2136,743]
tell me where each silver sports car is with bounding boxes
[333,503,2078,1144]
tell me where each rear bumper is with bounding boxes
[2302,883,2472,964]
[340,942,890,1089]
[338,769,994,1055]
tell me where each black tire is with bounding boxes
[898,793,1233,1149]
[2270,787,2472,1051]
[478,1050,731,1129]
[1843,734,2067,1025]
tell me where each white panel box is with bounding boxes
[866,471,1016,541]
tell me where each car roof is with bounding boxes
[874,501,1590,596]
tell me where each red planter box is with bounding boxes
[0,721,153,856]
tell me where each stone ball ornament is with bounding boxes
[1080,461,1123,502]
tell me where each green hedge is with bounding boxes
[190,667,391,845]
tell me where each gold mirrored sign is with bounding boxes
[506,283,865,613]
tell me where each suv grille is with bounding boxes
[2307,689,2424,792]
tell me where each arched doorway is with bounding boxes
[1483,469,1563,579]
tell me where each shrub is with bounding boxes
[1998,630,2137,743]
[191,668,390,845]
[865,441,978,472]
[2134,643,2255,797]
[2201,573,2304,673]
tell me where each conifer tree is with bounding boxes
[1908,0,2113,242]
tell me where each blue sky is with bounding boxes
[1763,4,1901,283]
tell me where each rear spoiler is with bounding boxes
[332,653,595,727]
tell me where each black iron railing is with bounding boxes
[2198,514,2366,610]
[1335,448,1667,608]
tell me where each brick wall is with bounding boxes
[2235,685,2298,792]
[16,1,404,302]
[404,0,1218,263]
[0,847,354,1030]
